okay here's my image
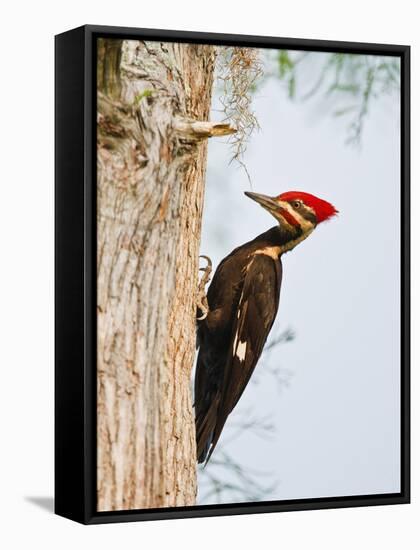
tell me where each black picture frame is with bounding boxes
[55,24,410,525]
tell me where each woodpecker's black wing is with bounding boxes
[213,254,282,451]
[195,251,282,463]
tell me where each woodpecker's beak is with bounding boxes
[244,192,279,213]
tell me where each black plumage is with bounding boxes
[195,226,287,464]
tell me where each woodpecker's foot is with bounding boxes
[197,255,212,321]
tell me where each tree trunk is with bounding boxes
[96,39,233,512]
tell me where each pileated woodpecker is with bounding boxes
[195,190,337,464]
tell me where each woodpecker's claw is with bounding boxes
[199,255,212,274]
[197,255,212,321]
[197,306,208,321]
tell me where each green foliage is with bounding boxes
[274,51,400,144]
[134,89,153,104]
[278,50,294,78]
[277,51,297,99]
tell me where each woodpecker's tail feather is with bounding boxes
[195,389,223,464]
[195,404,217,464]
[197,436,212,465]
[195,394,231,465]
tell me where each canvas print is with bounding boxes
[96,38,401,512]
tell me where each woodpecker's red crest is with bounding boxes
[277,191,338,224]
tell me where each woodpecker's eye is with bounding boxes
[292,200,302,209]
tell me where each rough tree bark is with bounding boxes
[96,39,234,512]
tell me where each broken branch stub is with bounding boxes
[175,118,237,141]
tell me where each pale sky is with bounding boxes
[197,51,401,504]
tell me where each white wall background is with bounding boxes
[0,1,417,549]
